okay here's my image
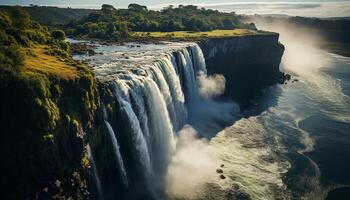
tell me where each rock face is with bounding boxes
[0,33,285,199]
[198,34,285,107]
[0,71,100,199]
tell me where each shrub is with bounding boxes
[51,30,65,40]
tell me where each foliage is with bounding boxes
[102,4,116,13]
[0,7,99,198]
[0,5,96,25]
[0,7,47,76]
[51,30,66,40]
[66,4,256,40]
[131,29,262,39]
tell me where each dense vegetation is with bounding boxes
[0,6,72,75]
[0,5,96,25]
[0,7,99,199]
[65,4,256,40]
[131,29,262,40]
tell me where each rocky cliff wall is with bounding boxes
[0,68,101,199]
[0,33,285,199]
[198,34,285,107]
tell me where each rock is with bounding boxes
[220,174,226,179]
[292,78,299,83]
[71,43,96,56]
[55,180,61,188]
[216,169,223,174]
[88,49,96,56]
[198,36,285,107]
[220,164,224,168]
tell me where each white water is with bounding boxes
[74,39,290,200]
[75,41,221,198]
[86,144,103,199]
[104,121,128,186]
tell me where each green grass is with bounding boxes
[131,29,267,39]
[22,45,78,80]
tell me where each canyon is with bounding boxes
[0,33,284,199]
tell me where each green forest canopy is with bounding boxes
[64,4,256,40]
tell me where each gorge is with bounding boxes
[0,20,285,199]
[2,3,350,200]
[72,34,285,199]
[2,2,350,199]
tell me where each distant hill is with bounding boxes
[244,15,350,43]
[0,5,96,24]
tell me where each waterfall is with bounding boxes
[178,48,199,104]
[82,43,209,199]
[86,144,103,200]
[104,121,128,187]
[111,82,153,179]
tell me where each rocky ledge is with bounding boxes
[198,34,285,107]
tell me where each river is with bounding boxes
[206,30,350,199]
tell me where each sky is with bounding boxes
[1,0,350,17]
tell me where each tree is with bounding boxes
[87,12,101,23]
[9,7,31,28]
[51,30,65,40]
[101,4,116,12]
[128,4,147,12]
[106,23,115,38]
[116,22,129,38]
[0,11,12,29]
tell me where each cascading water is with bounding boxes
[104,121,128,187]
[86,144,103,200]
[75,42,213,199]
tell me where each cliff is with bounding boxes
[78,37,286,199]
[1,22,285,199]
[198,34,285,107]
[0,48,101,199]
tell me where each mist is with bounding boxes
[197,72,226,99]
[166,71,240,198]
[188,72,239,137]
[247,17,329,75]
[166,125,219,199]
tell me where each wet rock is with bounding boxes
[292,78,299,83]
[216,169,223,174]
[88,49,96,56]
[220,174,226,179]
[220,164,224,168]
[55,180,61,188]
[71,43,96,56]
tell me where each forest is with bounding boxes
[48,4,256,40]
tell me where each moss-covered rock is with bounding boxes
[0,7,102,199]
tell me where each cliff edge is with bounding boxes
[199,33,285,107]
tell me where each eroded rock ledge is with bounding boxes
[199,34,285,107]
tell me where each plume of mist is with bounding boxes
[246,17,329,75]
[197,72,226,99]
[188,72,239,137]
[166,72,239,198]
[166,125,219,199]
